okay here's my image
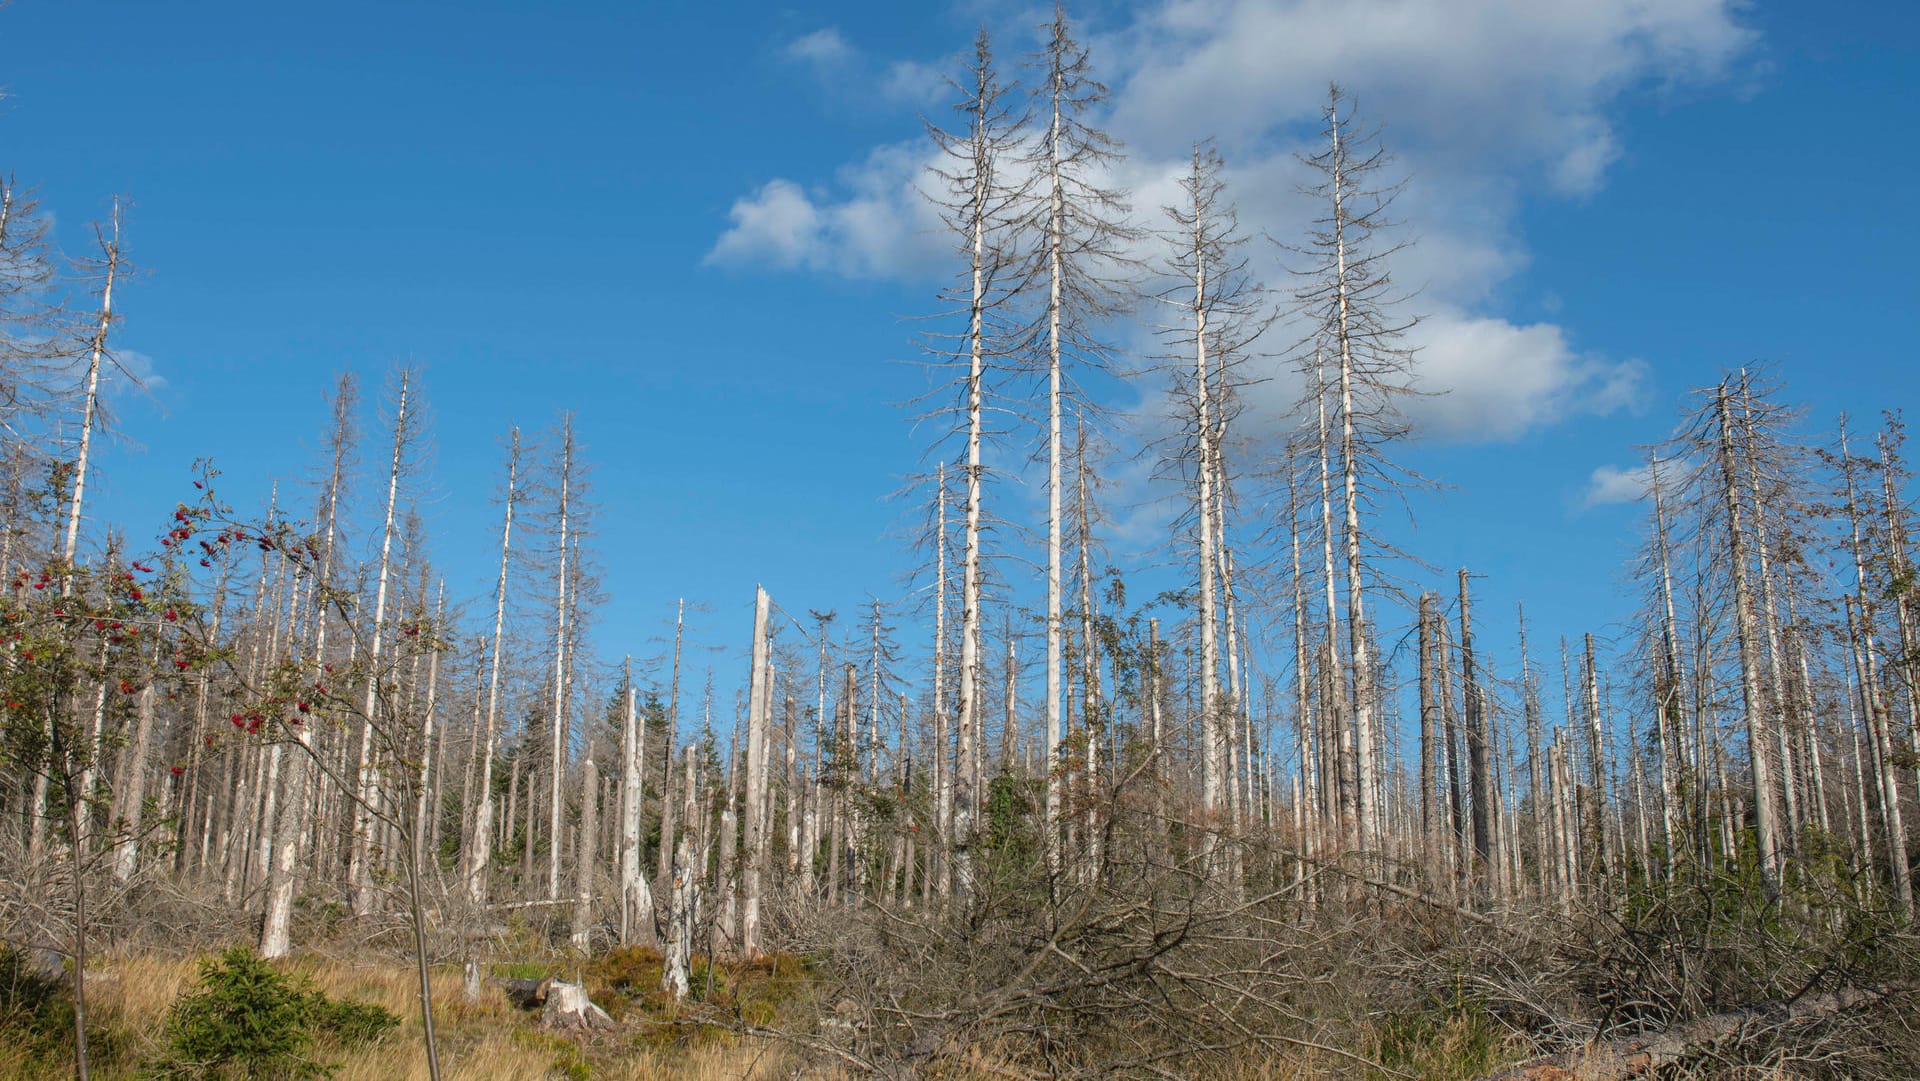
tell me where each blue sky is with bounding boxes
[3,0,1916,715]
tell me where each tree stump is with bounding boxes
[540,980,616,1032]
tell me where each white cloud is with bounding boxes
[1584,462,1653,506]
[1407,312,1645,441]
[706,179,822,269]
[882,59,949,108]
[1103,0,1751,194]
[705,146,949,278]
[783,27,854,69]
[713,0,1756,443]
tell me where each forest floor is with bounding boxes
[0,948,825,1080]
[21,926,1908,1080]
[0,942,1486,1081]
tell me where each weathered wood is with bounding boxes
[1476,986,1904,1081]
[540,980,616,1032]
[500,977,550,1011]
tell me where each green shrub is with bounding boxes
[0,945,120,1068]
[307,995,402,1046]
[147,945,398,1080]
[0,947,70,1046]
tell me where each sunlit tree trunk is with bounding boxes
[547,418,576,900]
[618,655,656,945]
[465,429,517,908]
[741,586,772,957]
[1714,383,1780,894]
[349,370,411,916]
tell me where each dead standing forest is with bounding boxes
[2,11,1919,1081]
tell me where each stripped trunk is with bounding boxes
[618,656,656,945]
[741,587,772,957]
[349,371,411,915]
[466,429,517,907]
[1715,385,1780,893]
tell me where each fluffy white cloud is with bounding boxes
[706,146,949,278]
[1584,462,1654,506]
[881,59,950,108]
[711,0,1756,443]
[1103,0,1751,194]
[1408,312,1645,441]
[783,27,854,69]
[706,179,823,269]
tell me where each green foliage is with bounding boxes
[146,945,398,1080]
[306,995,401,1046]
[492,960,550,982]
[0,945,120,1067]
[978,770,1042,891]
[0,947,70,1047]
[585,945,664,1021]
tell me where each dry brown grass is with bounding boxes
[1,950,800,1081]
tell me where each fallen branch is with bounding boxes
[1476,985,1910,1081]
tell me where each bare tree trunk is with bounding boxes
[1715,384,1780,894]
[932,467,951,898]
[618,656,657,945]
[1849,595,1912,914]
[1418,593,1440,887]
[1461,571,1496,896]
[109,680,157,882]
[1187,171,1225,865]
[1075,417,1104,877]
[1583,633,1607,884]
[570,754,599,951]
[411,586,444,875]
[1288,462,1317,884]
[956,59,991,892]
[1517,607,1546,898]
[547,419,575,901]
[1739,379,1799,851]
[59,203,120,582]
[1313,358,1349,852]
[1332,139,1381,864]
[1648,456,1686,877]
[717,731,740,946]
[466,430,517,908]
[1004,618,1020,776]
[742,587,772,958]
[658,599,686,889]
[350,370,412,915]
[1042,43,1067,882]
[663,834,694,1001]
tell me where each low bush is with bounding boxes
[146,945,399,1080]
